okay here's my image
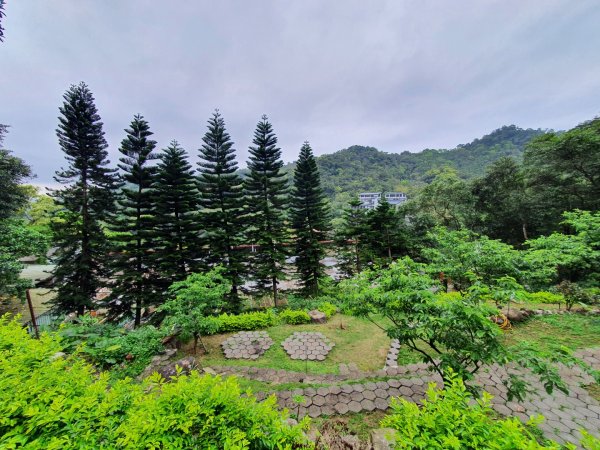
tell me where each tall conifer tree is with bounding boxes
[335,198,370,278]
[291,142,330,296]
[51,82,118,315]
[366,196,403,263]
[244,115,289,305]
[106,115,159,325]
[197,110,245,310]
[152,141,202,286]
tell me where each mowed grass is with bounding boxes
[197,314,394,374]
[503,314,600,351]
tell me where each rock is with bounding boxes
[305,426,320,443]
[157,356,197,380]
[138,354,197,381]
[371,428,398,450]
[503,309,526,322]
[308,310,327,324]
[203,367,217,375]
[49,351,66,362]
[286,418,298,427]
[341,434,360,449]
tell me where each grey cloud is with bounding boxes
[1,0,599,185]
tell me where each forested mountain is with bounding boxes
[279,125,547,212]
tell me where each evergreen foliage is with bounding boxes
[152,141,202,286]
[197,111,245,310]
[335,198,370,277]
[0,0,5,42]
[106,115,159,326]
[243,115,289,305]
[51,82,118,316]
[365,196,406,263]
[0,126,33,219]
[291,142,330,296]
[472,157,533,244]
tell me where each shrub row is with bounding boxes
[205,301,340,334]
[0,316,309,449]
[279,309,312,325]
[212,309,278,333]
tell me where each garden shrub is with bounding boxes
[214,309,277,333]
[59,315,165,377]
[317,301,338,318]
[279,309,312,325]
[380,372,564,450]
[523,291,564,306]
[0,315,310,449]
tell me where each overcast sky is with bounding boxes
[1,0,600,186]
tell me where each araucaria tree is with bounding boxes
[106,115,159,326]
[291,142,330,296]
[335,198,369,278]
[153,141,202,286]
[51,82,118,316]
[197,110,245,310]
[244,116,289,305]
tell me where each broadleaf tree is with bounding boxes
[243,115,289,305]
[51,82,118,316]
[158,268,229,353]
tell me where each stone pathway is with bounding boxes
[213,347,600,448]
[221,331,273,359]
[282,332,335,361]
[384,339,400,368]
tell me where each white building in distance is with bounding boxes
[358,192,407,210]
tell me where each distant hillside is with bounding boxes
[278,125,546,212]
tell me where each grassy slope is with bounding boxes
[198,314,393,374]
[503,314,600,351]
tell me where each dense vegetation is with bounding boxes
[292,125,546,214]
[1,78,599,448]
[0,316,309,449]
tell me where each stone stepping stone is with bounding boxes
[281,332,335,361]
[221,331,273,359]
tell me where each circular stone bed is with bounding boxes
[281,332,335,361]
[221,331,274,359]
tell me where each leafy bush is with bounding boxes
[279,309,312,325]
[381,372,563,450]
[317,301,338,318]
[557,281,592,311]
[215,309,277,333]
[59,316,165,377]
[159,269,229,352]
[285,294,322,311]
[523,291,564,306]
[435,291,463,302]
[0,315,310,449]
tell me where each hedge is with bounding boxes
[0,315,310,449]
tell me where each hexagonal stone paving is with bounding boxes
[221,331,273,359]
[281,332,335,360]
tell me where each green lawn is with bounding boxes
[503,314,600,351]
[196,314,394,374]
[193,312,600,378]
